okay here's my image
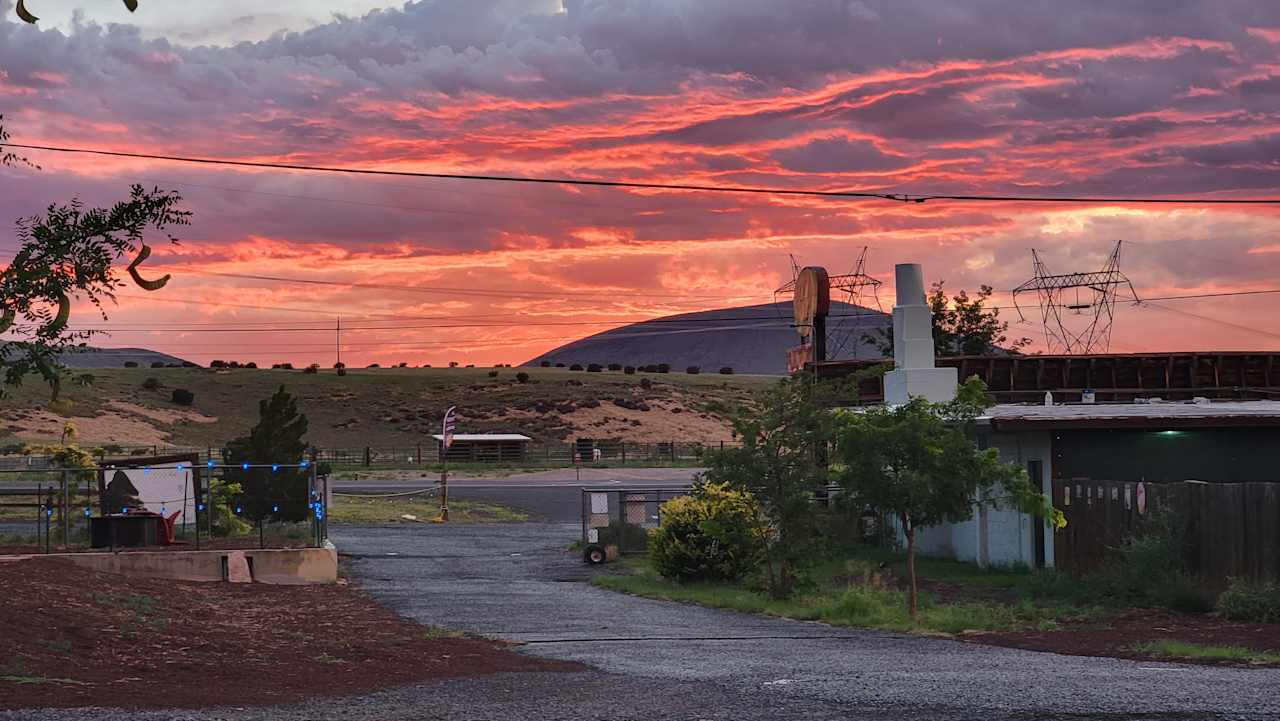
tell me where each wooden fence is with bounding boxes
[1052,479,1280,584]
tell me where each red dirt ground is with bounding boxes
[897,570,1280,666]
[968,608,1280,667]
[0,557,579,711]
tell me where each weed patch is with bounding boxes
[1132,640,1280,665]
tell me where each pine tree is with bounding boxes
[223,386,310,523]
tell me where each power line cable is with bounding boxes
[164,267,762,302]
[8,142,1280,204]
[1141,302,1280,343]
[56,286,1280,330]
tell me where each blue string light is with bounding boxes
[272,505,279,513]
[197,503,205,511]
[83,507,91,518]
[176,464,184,472]
[300,460,309,468]
[207,460,215,468]
[234,506,242,515]
[242,462,250,470]
[122,507,129,514]
[272,464,279,472]
[143,466,150,474]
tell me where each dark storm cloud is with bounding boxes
[2,0,1280,364]
[771,138,911,173]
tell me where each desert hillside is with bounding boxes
[0,366,777,450]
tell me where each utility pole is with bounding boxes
[336,315,342,367]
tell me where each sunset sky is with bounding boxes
[2,0,1279,367]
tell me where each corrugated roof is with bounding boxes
[982,400,1280,429]
[430,434,532,442]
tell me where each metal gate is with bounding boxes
[581,487,689,553]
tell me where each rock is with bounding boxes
[225,551,252,583]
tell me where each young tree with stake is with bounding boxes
[833,377,1063,617]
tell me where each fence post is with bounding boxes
[417,443,422,465]
[61,470,69,549]
[621,445,626,465]
[364,446,371,467]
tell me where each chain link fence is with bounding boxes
[1,439,740,472]
[0,461,328,553]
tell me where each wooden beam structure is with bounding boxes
[813,352,1280,403]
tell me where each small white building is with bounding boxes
[880,262,1280,569]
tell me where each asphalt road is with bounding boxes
[336,467,700,522]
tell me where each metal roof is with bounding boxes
[430,434,532,442]
[981,400,1280,430]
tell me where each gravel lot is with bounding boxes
[9,522,1280,720]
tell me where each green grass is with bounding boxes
[329,495,529,524]
[0,497,50,521]
[0,662,87,687]
[1132,640,1280,664]
[0,675,89,686]
[593,552,1101,636]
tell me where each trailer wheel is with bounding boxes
[583,544,607,564]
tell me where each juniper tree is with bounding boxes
[222,386,311,523]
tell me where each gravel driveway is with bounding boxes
[11,522,1280,720]
[334,523,1280,719]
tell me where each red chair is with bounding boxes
[158,511,186,545]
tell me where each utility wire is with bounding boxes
[167,268,761,302]
[55,286,1280,331]
[8,142,1280,204]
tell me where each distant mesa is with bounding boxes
[523,301,890,376]
[55,347,192,369]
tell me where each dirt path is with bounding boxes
[0,556,577,711]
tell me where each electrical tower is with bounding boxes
[774,247,884,360]
[1011,240,1139,354]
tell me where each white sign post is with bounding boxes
[439,406,456,522]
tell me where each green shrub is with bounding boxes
[1028,511,1213,613]
[823,586,906,627]
[516,372,530,384]
[1218,579,1280,622]
[649,482,764,582]
[171,388,194,406]
[142,377,160,390]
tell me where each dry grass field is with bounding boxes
[0,366,777,448]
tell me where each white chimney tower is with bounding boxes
[883,263,957,405]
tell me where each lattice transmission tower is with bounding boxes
[1011,240,1139,354]
[774,247,884,360]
